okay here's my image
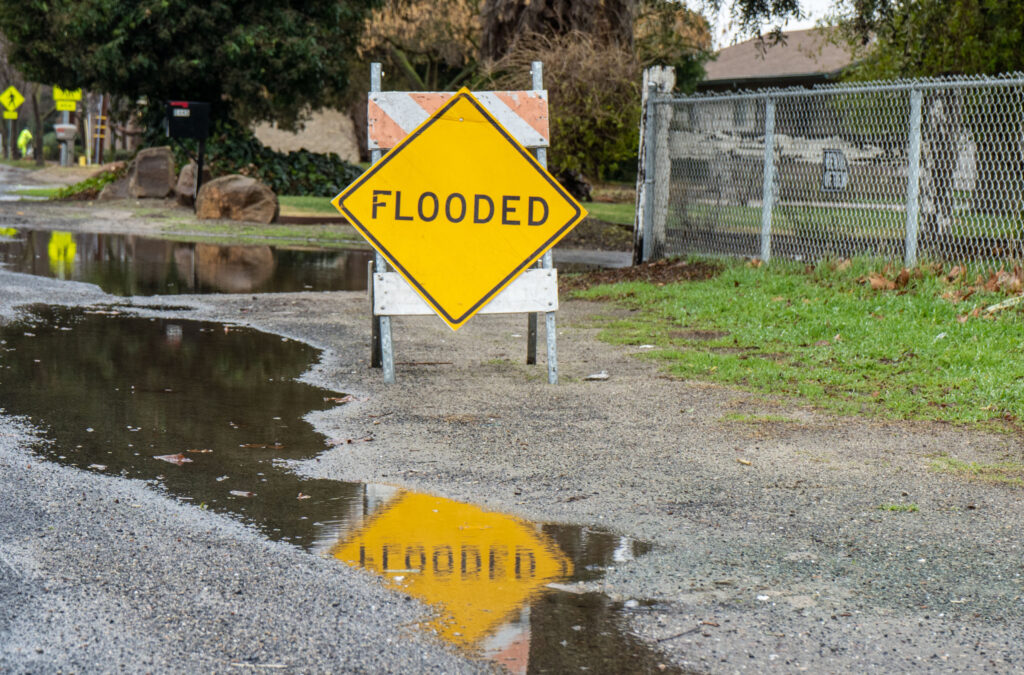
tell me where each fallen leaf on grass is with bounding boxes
[867,273,896,291]
[154,453,192,466]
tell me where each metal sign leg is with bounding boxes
[545,310,557,384]
[527,312,538,364]
[380,316,395,383]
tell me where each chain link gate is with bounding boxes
[635,73,1024,269]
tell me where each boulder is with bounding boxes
[98,176,130,201]
[174,161,213,207]
[195,175,279,224]
[193,244,275,293]
[128,146,176,198]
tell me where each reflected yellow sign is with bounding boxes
[333,492,571,646]
[0,227,17,238]
[48,231,76,278]
[332,88,586,330]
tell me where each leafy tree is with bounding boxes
[480,0,636,61]
[359,0,482,91]
[831,0,1024,220]
[634,0,711,92]
[0,36,52,165]
[0,0,379,129]
[485,1,710,179]
[833,0,1024,77]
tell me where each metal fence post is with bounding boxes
[640,89,658,263]
[760,97,776,263]
[904,88,923,268]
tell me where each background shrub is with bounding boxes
[485,31,641,181]
[164,120,363,197]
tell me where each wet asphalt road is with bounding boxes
[2,193,1024,673]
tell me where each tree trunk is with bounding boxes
[30,83,44,166]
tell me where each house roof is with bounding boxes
[702,28,854,85]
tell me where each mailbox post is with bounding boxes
[165,101,210,208]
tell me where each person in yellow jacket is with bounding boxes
[16,128,32,158]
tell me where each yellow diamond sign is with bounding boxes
[1,86,24,112]
[332,88,586,330]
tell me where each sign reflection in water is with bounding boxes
[332,489,571,673]
[0,228,372,295]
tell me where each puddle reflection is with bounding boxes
[0,228,372,295]
[0,307,678,673]
[334,491,571,652]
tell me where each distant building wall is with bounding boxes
[253,109,360,162]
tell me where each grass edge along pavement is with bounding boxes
[570,256,1024,433]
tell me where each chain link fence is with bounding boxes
[635,74,1024,269]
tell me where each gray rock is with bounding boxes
[97,176,130,201]
[128,146,176,198]
[174,161,213,207]
[196,175,279,224]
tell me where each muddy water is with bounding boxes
[0,307,682,674]
[0,228,372,294]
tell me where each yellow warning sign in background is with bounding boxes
[333,88,586,330]
[1,86,24,112]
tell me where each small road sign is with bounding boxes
[822,148,849,192]
[333,87,586,330]
[53,87,81,112]
[53,86,82,101]
[1,86,24,113]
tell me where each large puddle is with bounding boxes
[0,228,372,295]
[0,306,681,673]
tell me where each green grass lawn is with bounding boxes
[278,195,340,216]
[673,202,1024,239]
[11,186,60,198]
[583,201,634,226]
[0,158,39,169]
[574,257,1024,427]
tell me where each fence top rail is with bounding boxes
[659,71,1024,105]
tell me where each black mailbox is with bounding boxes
[165,101,210,139]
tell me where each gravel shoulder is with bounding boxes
[1,196,1023,672]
